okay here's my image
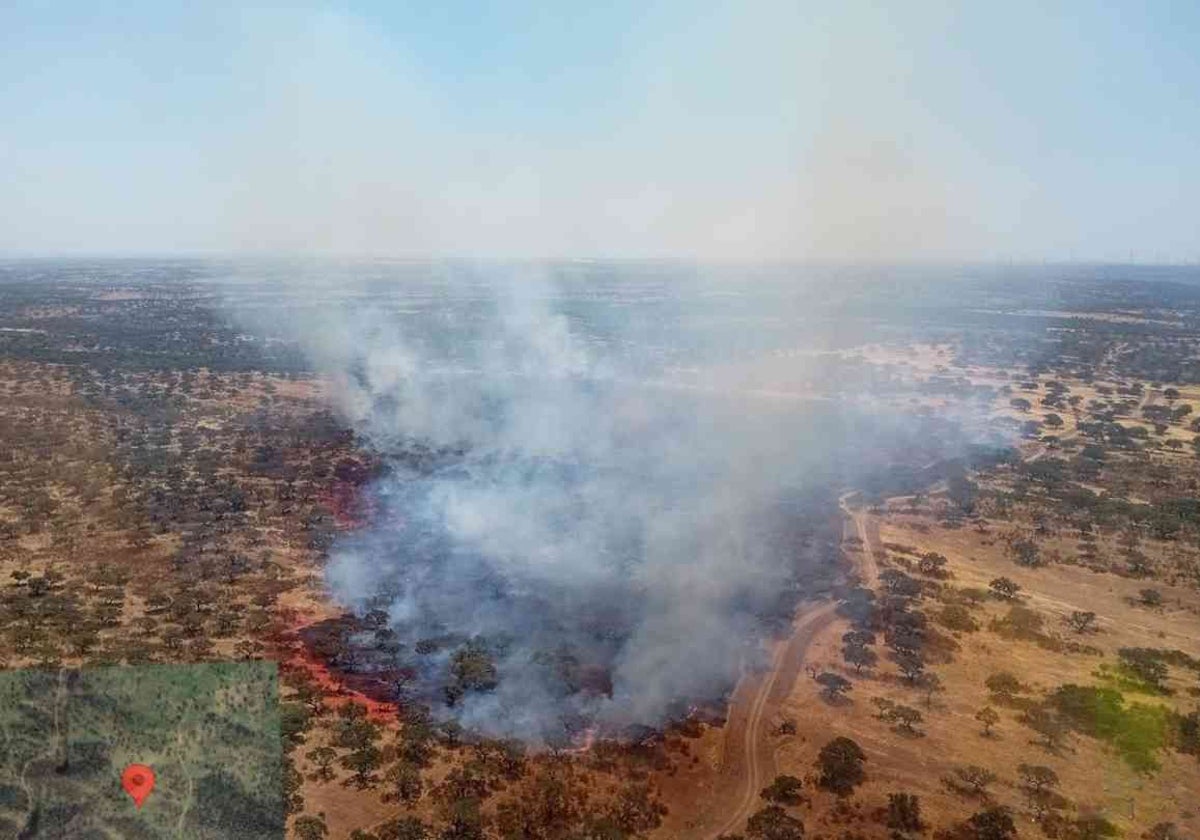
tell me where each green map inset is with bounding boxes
[0,661,284,839]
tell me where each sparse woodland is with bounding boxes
[3,265,1200,838]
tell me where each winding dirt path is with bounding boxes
[703,492,879,838]
[705,604,840,838]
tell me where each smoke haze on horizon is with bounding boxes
[2,2,1199,262]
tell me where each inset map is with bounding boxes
[0,662,283,839]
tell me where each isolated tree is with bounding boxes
[746,805,804,840]
[1139,588,1164,608]
[1144,822,1186,840]
[888,624,925,656]
[891,705,924,734]
[294,815,329,840]
[953,765,997,797]
[842,643,877,674]
[989,577,1021,600]
[1018,763,1059,797]
[816,672,852,701]
[759,775,805,806]
[1013,539,1042,568]
[342,745,383,789]
[306,746,337,782]
[917,552,949,577]
[967,806,1016,840]
[940,604,979,632]
[917,673,943,707]
[880,569,923,601]
[1044,413,1064,428]
[975,706,1000,736]
[895,651,926,683]
[1066,610,1097,633]
[985,672,1022,702]
[383,760,423,804]
[816,736,866,795]
[871,697,896,721]
[1010,398,1032,413]
[886,792,922,833]
[843,629,876,647]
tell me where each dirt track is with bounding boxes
[702,493,879,838]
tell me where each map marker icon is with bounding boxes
[122,764,155,809]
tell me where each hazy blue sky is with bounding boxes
[2,2,1197,260]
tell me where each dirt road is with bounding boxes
[841,491,881,589]
[702,493,879,838]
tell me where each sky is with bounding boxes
[1,1,1197,261]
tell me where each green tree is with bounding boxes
[988,577,1021,600]
[1139,588,1164,608]
[953,765,996,796]
[306,745,337,782]
[886,792,921,833]
[975,706,1000,736]
[891,704,923,734]
[759,775,805,806]
[1067,611,1097,633]
[895,651,925,683]
[985,672,1022,702]
[842,643,877,674]
[280,702,310,751]
[342,745,382,789]
[375,817,430,840]
[294,814,329,840]
[967,807,1016,839]
[1012,539,1042,568]
[815,672,852,701]
[1017,763,1059,798]
[939,604,979,632]
[1118,648,1169,691]
[816,736,866,795]
[918,672,943,707]
[384,760,423,804]
[746,805,804,840]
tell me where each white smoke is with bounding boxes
[229,261,964,741]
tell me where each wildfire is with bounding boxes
[279,624,399,722]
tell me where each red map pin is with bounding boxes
[121,764,156,809]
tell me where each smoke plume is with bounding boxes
[237,262,949,741]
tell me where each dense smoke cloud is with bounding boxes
[235,263,955,741]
